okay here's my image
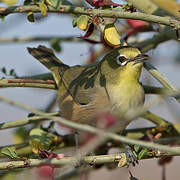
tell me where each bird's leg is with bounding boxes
[124,144,138,167]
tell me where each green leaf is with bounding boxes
[48,0,72,9]
[77,15,89,31]
[0,15,5,22]
[138,148,149,159]
[9,69,15,76]
[72,17,78,28]
[50,38,61,52]
[134,144,141,153]
[24,0,33,5]
[29,128,58,154]
[1,67,7,75]
[27,12,35,22]
[1,147,18,159]
[1,0,17,5]
[27,112,36,117]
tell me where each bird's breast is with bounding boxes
[107,80,145,116]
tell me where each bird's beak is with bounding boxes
[133,54,150,65]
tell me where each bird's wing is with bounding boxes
[59,64,103,105]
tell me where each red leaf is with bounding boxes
[79,23,95,39]
[85,0,122,8]
[124,19,152,40]
[37,164,54,178]
[126,19,148,29]
[158,156,173,166]
[78,23,101,44]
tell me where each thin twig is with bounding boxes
[0,112,59,130]
[0,36,82,44]
[0,78,56,89]
[0,150,179,170]
[0,78,174,96]
[144,62,180,103]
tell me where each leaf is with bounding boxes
[50,38,61,52]
[47,0,72,9]
[0,15,5,22]
[28,112,36,117]
[9,69,14,76]
[1,147,18,159]
[78,23,95,40]
[138,148,149,159]
[29,128,58,154]
[1,67,7,75]
[24,0,33,5]
[134,144,141,153]
[72,17,78,28]
[13,127,29,144]
[39,0,47,17]
[104,23,120,47]
[85,0,121,8]
[27,12,35,22]
[77,15,89,31]
[1,0,17,5]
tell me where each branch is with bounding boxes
[0,5,179,29]
[0,112,58,130]
[141,110,170,126]
[0,150,179,170]
[138,27,177,53]
[0,78,56,89]
[0,78,173,96]
[144,62,180,103]
[0,36,82,44]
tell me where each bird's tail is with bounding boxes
[27,45,67,85]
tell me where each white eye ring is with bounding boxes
[116,55,128,66]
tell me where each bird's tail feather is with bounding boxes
[27,45,66,85]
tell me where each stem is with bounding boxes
[0,5,179,28]
[144,62,180,103]
[0,112,59,130]
[0,78,56,89]
[0,78,173,95]
[0,36,82,44]
[0,151,179,170]
[141,111,170,126]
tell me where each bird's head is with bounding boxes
[101,46,150,83]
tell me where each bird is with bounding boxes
[27,45,149,131]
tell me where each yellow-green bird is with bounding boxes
[27,45,149,131]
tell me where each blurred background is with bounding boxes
[0,0,180,179]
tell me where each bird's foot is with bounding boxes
[125,145,138,167]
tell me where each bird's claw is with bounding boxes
[125,145,138,167]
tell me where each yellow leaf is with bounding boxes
[77,15,89,31]
[104,23,120,47]
[39,0,47,17]
[29,128,58,154]
[1,0,17,5]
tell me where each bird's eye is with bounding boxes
[116,55,127,66]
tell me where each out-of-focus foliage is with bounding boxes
[0,0,17,5]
